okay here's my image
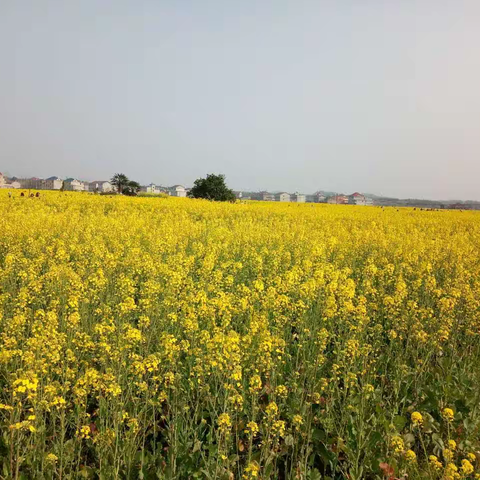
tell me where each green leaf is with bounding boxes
[393,415,407,431]
[308,468,322,480]
[403,433,415,447]
[192,439,202,453]
[432,433,444,450]
[79,467,95,479]
[312,428,326,443]
[368,431,382,449]
[264,461,274,479]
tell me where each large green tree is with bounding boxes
[123,180,141,196]
[110,173,130,194]
[188,174,236,202]
[111,174,140,195]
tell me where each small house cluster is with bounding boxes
[238,190,373,205]
[327,192,373,206]
[0,173,113,192]
[0,172,21,189]
[140,184,187,197]
[0,173,188,197]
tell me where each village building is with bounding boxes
[275,192,291,202]
[327,195,348,204]
[15,177,43,189]
[168,185,187,197]
[0,173,20,189]
[145,183,159,194]
[90,181,113,193]
[306,192,327,203]
[45,176,64,190]
[251,191,275,201]
[347,192,373,206]
[291,193,306,203]
[348,192,367,205]
[64,178,86,191]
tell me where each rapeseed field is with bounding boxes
[1,191,480,479]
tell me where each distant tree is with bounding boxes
[188,174,236,202]
[111,173,130,194]
[60,180,65,192]
[123,180,141,196]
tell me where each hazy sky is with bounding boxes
[1,1,479,200]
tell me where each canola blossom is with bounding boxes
[1,191,480,479]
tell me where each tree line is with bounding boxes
[111,173,236,202]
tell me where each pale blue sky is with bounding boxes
[0,1,479,199]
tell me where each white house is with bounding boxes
[348,192,367,205]
[251,191,275,201]
[142,183,168,194]
[168,185,187,197]
[16,177,43,189]
[291,193,306,203]
[64,178,85,191]
[90,181,113,193]
[327,195,348,204]
[45,176,63,190]
[275,192,291,202]
[313,192,327,203]
[0,173,21,189]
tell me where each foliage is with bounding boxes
[110,173,140,195]
[122,180,141,196]
[110,173,129,194]
[188,173,236,202]
[1,192,480,479]
[137,192,169,198]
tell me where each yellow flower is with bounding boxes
[229,393,244,411]
[292,414,303,429]
[249,375,262,393]
[467,452,476,463]
[442,407,454,422]
[217,413,231,434]
[45,453,58,463]
[243,461,260,479]
[2,184,480,477]
[461,459,474,475]
[443,448,454,462]
[411,411,423,426]
[390,435,404,455]
[275,385,288,398]
[444,462,459,480]
[272,420,286,437]
[265,402,279,417]
[429,455,443,470]
[79,425,91,439]
[245,421,259,437]
[404,449,416,463]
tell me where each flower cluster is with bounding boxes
[1,191,480,478]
